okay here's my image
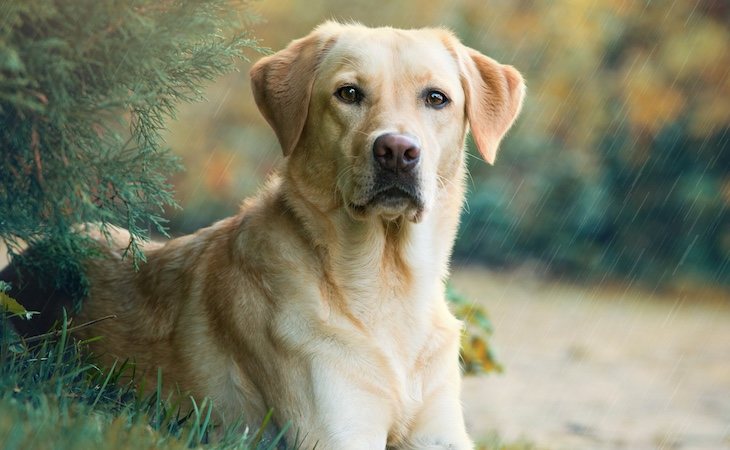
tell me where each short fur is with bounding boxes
[3,22,524,449]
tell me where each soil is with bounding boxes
[452,266,730,450]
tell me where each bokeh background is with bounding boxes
[166,0,728,290]
[160,1,729,449]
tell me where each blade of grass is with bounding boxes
[265,421,291,450]
[199,398,213,445]
[185,396,202,447]
[251,409,274,448]
[10,315,116,346]
[53,310,69,374]
[91,360,117,409]
[155,366,162,428]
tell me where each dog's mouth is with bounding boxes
[348,185,425,222]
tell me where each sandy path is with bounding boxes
[452,267,730,450]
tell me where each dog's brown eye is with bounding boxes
[335,85,363,104]
[425,90,449,109]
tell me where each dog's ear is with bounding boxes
[250,32,332,157]
[460,47,525,165]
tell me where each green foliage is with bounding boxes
[594,119,729,284]
[0,0,261,286]
[0,314,287,450]
[450,1,730,287]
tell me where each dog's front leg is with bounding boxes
[401,357,473,450]
[402,388,473,450]
[291,361,391,450]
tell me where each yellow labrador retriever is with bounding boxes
[5,22,524,449]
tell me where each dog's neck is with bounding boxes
[278,165,466,312]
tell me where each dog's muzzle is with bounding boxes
[350,133,425,221]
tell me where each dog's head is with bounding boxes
[251,22,524,223]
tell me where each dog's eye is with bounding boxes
[425,90,449,109]
[335,85,364,104]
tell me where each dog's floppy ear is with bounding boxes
[459,47,525,165]
[250,32,332,156]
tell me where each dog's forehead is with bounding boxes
[320,27,460,83]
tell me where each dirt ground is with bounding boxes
[451,266,730,450]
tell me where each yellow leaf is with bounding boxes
[0,292,35,320]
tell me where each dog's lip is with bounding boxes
[371,186,415,203]
[351,185,421,209]
[348,185,425,221]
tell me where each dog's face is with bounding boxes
[309,28,468,223]
[251,22,524,223]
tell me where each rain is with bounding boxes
[2,0,729,449]
[161,2,728,448]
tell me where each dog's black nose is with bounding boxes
[373,133,421,173]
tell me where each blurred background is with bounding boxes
[166,0,729,290]
[161,1,729,449]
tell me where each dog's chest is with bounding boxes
[372,326,427,442]
[340,283,437,440]
[318,223,451,441]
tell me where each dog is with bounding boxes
[3,22,524,449]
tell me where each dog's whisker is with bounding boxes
[436,173,459,190]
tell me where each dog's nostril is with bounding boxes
[404,147,420,162]
[373,133,421,173]
[374,144,390,159]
